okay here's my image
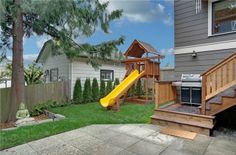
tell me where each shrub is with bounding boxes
[83,78,92,103]
[73,79,83,104]
[92,78,99,101]
[30,100,69,116]
[113,78,120,88]
[106,80,113,95]
[100,80,106,98]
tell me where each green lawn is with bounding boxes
[0,103,155,150]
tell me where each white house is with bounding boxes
[36,40,126,99]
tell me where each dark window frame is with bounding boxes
[100,69,114,81]
[50,68,59,82]
[212,0,236,35]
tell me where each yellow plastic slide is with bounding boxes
[100,70,145,108]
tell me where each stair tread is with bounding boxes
[207,86,236,104]
[151,115,214,129]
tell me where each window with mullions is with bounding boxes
[212,0,236,34]
[50,68,58,82]
[100,70,114,81]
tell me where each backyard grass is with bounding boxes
[0,102,155,150]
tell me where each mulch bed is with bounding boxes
[0,114,49,129]
[0,122,15,129]
[33,114,49,121]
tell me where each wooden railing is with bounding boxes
[155,81,176,109]
[201,52,236,114]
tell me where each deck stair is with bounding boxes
[201,85,236,116]
[151,108,215,135]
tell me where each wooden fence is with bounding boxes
[155,81,176,108]
[0,81,69,123]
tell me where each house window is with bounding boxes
[100,70,114,81]
[212,0,236,35]
[50,68,58,82]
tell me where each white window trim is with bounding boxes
[208,0,219,36]
[174,39,236,55]
[208,0,236,36]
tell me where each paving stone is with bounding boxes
[105,134,141,149]
[77,124,109,135]
[208,138,236,153]
[109,124,139,134]
[39,143,86,155]
[139,124,161,132]
[52,129,88,142]
[160,148,198,155]
[28,136,64,152]
[0,144,37,155]
[145,132,177,146]
[168,138,208,155]
[85,143,123,155]
[205,138,236,155]
[127,140,166,155]
[92,129,120,141]
[116,150,138,155]
[204,148,236,155]
[127,126,156,139]
[67,134,103,152]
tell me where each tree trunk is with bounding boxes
[8,0,25,122]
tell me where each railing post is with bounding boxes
[201,76,206,115]
[155,83,159,109]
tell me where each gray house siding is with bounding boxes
[175,49,236,80]
[175,0,236,47]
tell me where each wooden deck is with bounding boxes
[151,103,215,136]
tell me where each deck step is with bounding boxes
[207,97,236,116]
[151,109,215,136]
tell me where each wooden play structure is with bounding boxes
[151,52,236,135]
[122,39,163,104]
[100,40,163,111]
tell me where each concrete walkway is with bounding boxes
[1,124,236,155]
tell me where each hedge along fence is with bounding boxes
[0,81,69,123]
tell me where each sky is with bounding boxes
[6,0,174,68]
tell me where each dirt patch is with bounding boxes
[33,114,49,121]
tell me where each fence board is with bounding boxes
[155,82,176,108]
[0,81,69,123]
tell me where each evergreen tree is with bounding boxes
[100,80,106,98]
[92,78,99,102]
[106,80,113,95]
[73,79,83,104]
[83,78,92,103]
[0,0,124,121]
[113,78,120,88]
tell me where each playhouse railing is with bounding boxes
[201,52,236,114]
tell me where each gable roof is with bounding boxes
[36,39,125,64]
[124,39,159,58]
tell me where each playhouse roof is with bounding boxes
[124,40,158,58]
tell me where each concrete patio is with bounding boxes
[1,124,236,155]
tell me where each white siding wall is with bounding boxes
[42,54,70,82]
[71,59,126,99]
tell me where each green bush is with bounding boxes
[92,78,99,101]
[100,80,106,98]
[113,78,120,88]
[134,81,144,96]
[83,78,92,103]
[73,79,83,104]
[106,80,113,95]
[30,100,69,116]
